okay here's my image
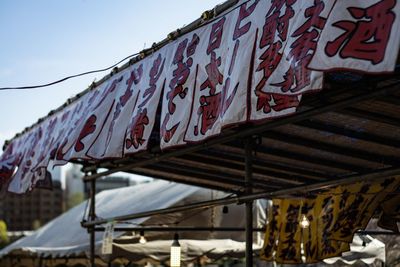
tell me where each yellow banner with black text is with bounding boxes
[260,177,400,264]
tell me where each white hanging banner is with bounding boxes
[184,14,234,143]
[309,0,400,73]
[160,29,204,149]
[124,47,173,155]
[88,65,143,159]
[250,0,335,121]
[65,74,124,161]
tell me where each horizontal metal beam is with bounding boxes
[94,227,266,232]
[93,227,399,236]
[82,166,400,228]
[356,230,400,236]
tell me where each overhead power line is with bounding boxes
[0,52,140,91]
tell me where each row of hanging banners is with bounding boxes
[0,0,399,263]
[2,0,400,194]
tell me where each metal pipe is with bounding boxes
[82,79,400,180]
[245,138,253,267]
[356,230,400,236]
[81,166,400,228]
[89,177,96,267]
[94,227,266,232]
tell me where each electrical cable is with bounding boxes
[0,1,246,91]
[0,52,140,91]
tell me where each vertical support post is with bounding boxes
[244,138,253,267]
[89,175,96,267]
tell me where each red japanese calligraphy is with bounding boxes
[59,102,81,137]
[34,117,58,167]
[207,17,226,55]
[195,93,223,135]
[104,65,143,151]
[162,34,199,143]
[138,54,165,109]
[195,13,248,136]
[268,0,296,15]
[125,108,149,150]
[256,0,295,103]
[92,76,124,110]
[255,91,300,113]
[19,128,42,181]
[233,0,259,40]
[230,0,258,106]
[53,104,83,161]
[71,76,124,154]
[0,143,19,184]
[168,35,199,114]
[121,64,143,107]
[221,78,239,115]
[256,42,282,92]
[325,0,395,64]
[195,80,240,136]
[125,54,165,150]
[74,114,96,152]
[196,18,225,136]
[201,52,224,94]
[273,0,326,92]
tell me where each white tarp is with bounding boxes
[0,180,266,260]
[1,0,400,193]
[324,234,386,265]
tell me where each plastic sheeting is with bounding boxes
[323,235,385,265]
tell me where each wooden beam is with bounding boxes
[296,120,400,149]
[263,131,400,166]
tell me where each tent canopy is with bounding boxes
[0,180,266,260]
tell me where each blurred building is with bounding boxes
[0,180,63,231]
[64,164,85,209]
[63,164,138,205]
[83,176,134,198]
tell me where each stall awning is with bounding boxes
[1,0,400,193]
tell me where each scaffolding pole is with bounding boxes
[88,176,96,267]
[245,138,254,267]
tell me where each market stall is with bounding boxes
[1,0,400,265]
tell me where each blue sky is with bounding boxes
[0,0,223,149]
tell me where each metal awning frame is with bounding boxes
[79,72,400,267]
